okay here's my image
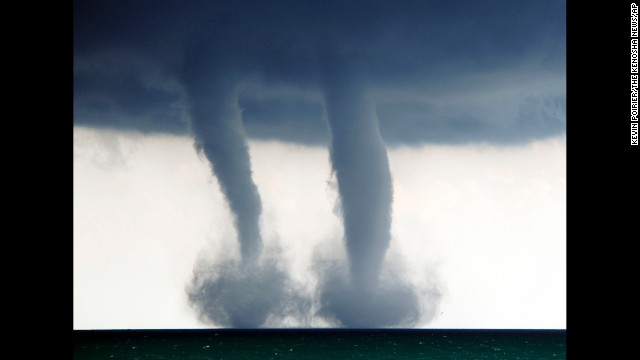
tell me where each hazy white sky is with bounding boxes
[73,126,565,329]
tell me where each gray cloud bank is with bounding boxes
[74,0,565,146]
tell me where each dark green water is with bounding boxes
[74,329,565,359]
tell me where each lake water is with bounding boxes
[74,329,565,359]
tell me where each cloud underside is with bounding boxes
[74,0,566,146]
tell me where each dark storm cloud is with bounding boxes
[239,96,328,145]
[73,57,187,134]
[74,0,566,145]
[375,94,566,145]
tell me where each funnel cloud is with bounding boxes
[181,53,263,266]
[316,57,421,326]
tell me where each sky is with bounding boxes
[73,0,566,329]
